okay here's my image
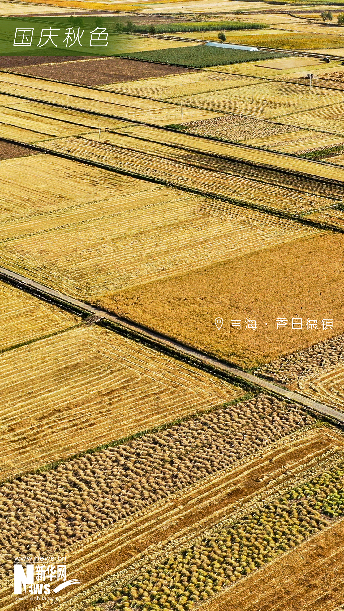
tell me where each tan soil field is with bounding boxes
[201,515,344,611]
[8,57,195,87]
[0,324,242,481]
[99,232,344,369]
[0,281,78,351]
[2,427,338,611]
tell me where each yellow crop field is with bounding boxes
[101,231,344,369]
[174,80,344,120]
[212,30,344,50]
[0,281,78,352]
[0,73,219,127]
[0,151,325,300]
[101,70,260,99]
[0,324,243,481]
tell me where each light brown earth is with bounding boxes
[99,232,344,369]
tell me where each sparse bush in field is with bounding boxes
[338,13,344,24]
[218,32,226,42]
[321,10,333,21]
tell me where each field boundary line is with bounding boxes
[0,265,343,427]
[1,134,343,234]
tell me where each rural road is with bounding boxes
[1,265,343,427]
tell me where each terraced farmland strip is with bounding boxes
[42,136,338,218]
[2,75,344,187]
[0,324,243,481]
[1,428,336,611]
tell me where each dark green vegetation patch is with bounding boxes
[119,45,287,68]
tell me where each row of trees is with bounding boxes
[321,10,344,24]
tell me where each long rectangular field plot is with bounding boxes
[0,325,243,481]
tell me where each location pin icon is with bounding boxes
[215,317,223,330]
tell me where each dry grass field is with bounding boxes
[0,324,243,481]
[99,231,344,369]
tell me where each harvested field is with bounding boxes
[0,153,323,299]
[0,138,38,160]
[8,57,195,87]
[257,333,344,410]
[0,324,243,481]
[101,70,260,99]
[178,114,299,142]
[256,333,344,387]
[0,280,78,352]
[61,444,344,611]
[6,426,340,611]
[200,515,344,611]
[177,115,344,155]
[99,232,344,369]
[174,81,344,120]
[42,136,338,218]
[0,154,156,220]
[278,103,344,137]
[0,394,314,585]
[299,364,344,411]
[0,72,219,126]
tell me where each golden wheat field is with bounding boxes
[0,323,243,481]
[0,153,325,300]
[0,281,78,351]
